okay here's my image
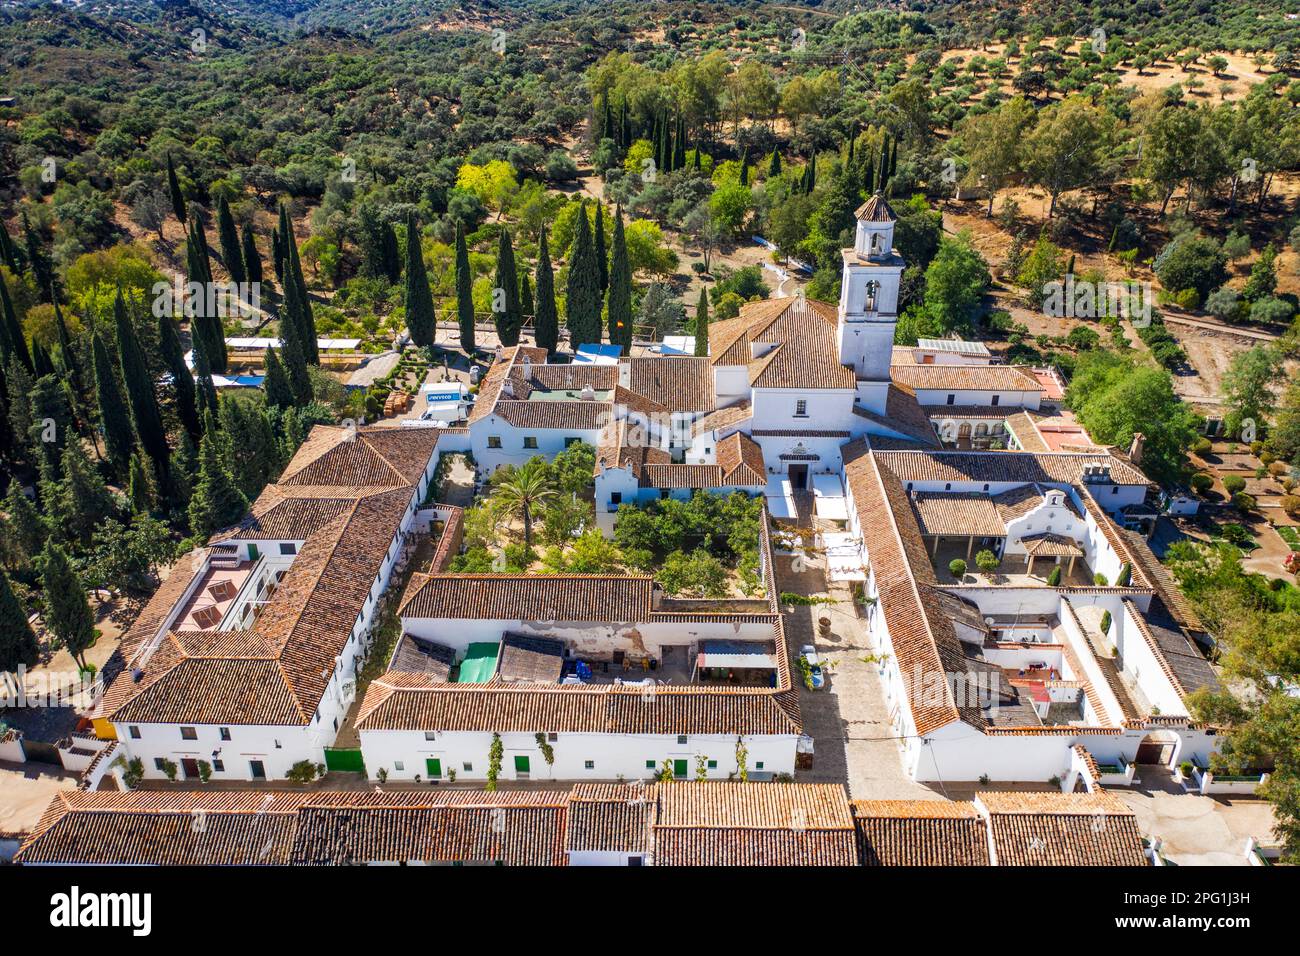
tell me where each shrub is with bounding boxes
[1190,472,1213,494]
[1115,563,1132,587]
[1152,232,1227,304]
[1222,474,1247,495]
[1204,286,1243,323]
[1268,461,1289,477]
[974,549,1000,573]
[1233,492,1257,513]
[1249,297,1295,325]
[948,558,967,579]
[1191,437,1213,456]
[1094,572,1109,586]
[1100,609,1112,632]
[1281,495,1300,519]
[286,760,324,785]
[1047,566,1062,586]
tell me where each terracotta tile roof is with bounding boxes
[389,634,455,680]
[852,800,991,866]
[652,782,858,866]
[691,400,752,437]
[222,486,367,540]
[853,385,940,447]
[890,364,1045,394]
[855,193,897,222]
[400,574,655,621]
[280,425,439,487]
[1121,599,1220,701]
[510,362,618,395]
[842,441,984,736]
[627,356,715,412]
[612,383,669,416]
[909,492,1005,537]
[565,783,656,854]
[1005,411,1050,452]
[490,399,611,431]
[468,345,533,423]
[716,432,767,486]
[710,297,856,390]
[639,463,726,489]
[101,469,424,726]
[993,482,1052,523]
[596,417,672,478]
[1118,529,1205,633]
[872,449,1150,487]
[1020,532,1084,557]
[290,790,569,866]
[977,791,1147,866]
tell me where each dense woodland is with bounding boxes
[3,0,1300,852]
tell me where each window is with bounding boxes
[523,436,538,449]
[707,760,717,769]
[1111,486,1118,495]
[463,762,473,772]
[983,484,990,492]
[645,760,657,769]
[756,762,765,770]
[425,732,437,741]
[219,727,231,741]
[584,760,595,770]
[180,726,197,740]
[128,726,141,739]
[564,437,580,447]
[274,740,282,749]
[946,394,955,405]
[394,761,405,772]
[212,760,224,772]
[154,758,167,771]
[487,436,502,449]
[676,735,688,745]
[660,489,671,499]
[279,542,297,556]
[547,733,558,742]
[991,394,1000,407]
[794,399,808,417]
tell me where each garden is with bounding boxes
[450,445,766,599]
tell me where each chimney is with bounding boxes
[580,384,595,401]
[1128,432,1144,465]
[502,380,515,398]
[618,362,630,389]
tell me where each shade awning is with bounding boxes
[764,477,796,519]
[696,641,776,670]
[812,473,848,521]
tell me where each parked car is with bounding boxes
[799,645,824,690]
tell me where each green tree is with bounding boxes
[127,451,155,514]
[90,329,135,477]
[158,314,200,443]
[240,222,262,286]
[495,467,557,548]
[188,410,250,539]
[40,541,96,670]
[1221,346,1282,436]
[1023,96,1113,217]
[0,268,33,372]
[166,153,186,225]
[593,205,608,296]
[606,209,632,352]
[262,347,295,411]
[404,211,436,348]
[492,228,522,347]
[0,569,38,671]
[3,479,45,567]
[694,288,709,357]
[114,289,170,486]
[215,197,246,286]
[565,201,602,349]
[454,222,476,354]
[922,232,990,333]
[960,95,1035,216]
[276,267,313,406]
[534,226,558,357]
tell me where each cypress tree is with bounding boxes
[381,220,402,285]
[188,410,249,539]
[0,221,20,272]
[593,205,608,295]
[39,541,96,670]
[31,341,55,378]
[694,288,709,357]
[607,208,632,353]
[739,150,750,186]
[673,115,687,170]
[219,398,280,501]
[492,228,522,347]
[51,298,81,394]
[27,373,73,478]
[271,224,285,285]
[187,220,227,374]
[565,202,602,349]
[191,329,220,422]
[169,431,196,510]
[454,223,476,355]
[275,271,312,406]
[769,150,782,178]
[114,289,170,484]
[166,153,187,225]
[21,214,54,303]
[534,227,558,357]
[693,147,702,171]
[127,451,154,514]
[0,269,32,372]
[280,205,317,364]
[4,479,45,564]
[262,347,295,411]
[158,314,199,443]
[91,330,135,477]
[519,271,534,320]
[241,222,262,286]
[404,211,436,348]
[5,357,34,464]
[0,569,38,672]
[216,197,246,286]
[49,442,117,547]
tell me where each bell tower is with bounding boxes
[838,193,905,416]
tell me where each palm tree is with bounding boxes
[495,469,557,548]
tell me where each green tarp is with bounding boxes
[456,642,500,683]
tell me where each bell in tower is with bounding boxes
[837,193,906,415]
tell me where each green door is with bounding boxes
[426,758,442,778]
[247,543,259,561]
[514,755,530,775]
[673,759,688,779]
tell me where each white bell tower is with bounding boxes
[838,193,905,416]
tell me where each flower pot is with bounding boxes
[818,617,831,636]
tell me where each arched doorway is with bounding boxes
[1135,729,1180,767]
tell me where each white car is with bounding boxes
[799,645,825,690]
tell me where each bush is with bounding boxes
[1281,495,1300,518]
[1268,460,1288,477]
[1152,232,1227,304]
[974,549,1000,573]
[1222,474,1247,495]
[1116,563,1132,587]
[1100,609,1112,632]
[948,558,967,580]
[1233,492,1257,513]
[1047,566,1062,586]
[1190,472,1213,494]
[1192,437,1213,456]
[286,760,324,785]
[1094,572,1109,586]
[1249,297,1295,325]
[1204,286,1243,323]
